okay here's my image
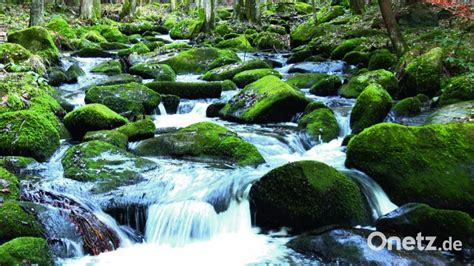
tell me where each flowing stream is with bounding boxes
[25,36,398,265]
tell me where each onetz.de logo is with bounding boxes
[368,231,463,251]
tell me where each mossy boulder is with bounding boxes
[91,59,124,75]
[85,82,161,115]
[129,63,176,81]
[161,94,180,114]
[0,110,60,162]
[346,123,474,215]
[399,47,443,97]
[95,25,127,43]
[233,68,281,88]
[286,73,328,89]
[0,237,52,266]
[309,75,342,96]
[46,67,69,86]
[100,42,129,50]
[0,167,19,201]
[393,96,421,116]
[426,101,473,125]
[295,2,312,14]
[318,5,345,23]
[116,118,155,141]
[216,35,253,51]
[330,38,364,60]
[65,64,85,82]
[71,47,113,58]
[162,48,240,74]
[93,74,143,86]
[0,201,44,242]
[117,42,150,57]
[82,30,107,44]
[249,160,367,233]
[298,107,340,143]
[61,140,156,192]
[170,18,203,39]
[146,81,223,99]
[83,130,128,149]
[439,74,474,106]
[202,59,271,81]
[255,32,286,51]
[133,122,264,166]
[46,16,76,39]
[8,26,59,64]
[220,76,309,123]
[290,20,321,47]
[0,43,32,64]
[343,51,369,67]
[339,69,398,98]
[64,104,128,140]
[350,83,392,134]
[368,49,397,70]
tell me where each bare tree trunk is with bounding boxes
[30,0,44,26]
[203,0,215,32]
[311,0,317,23]
[81,0,93,19]
[378,0,407,55]
[245,0,260,24]
[170,0,177,10]
[349,0,365,14]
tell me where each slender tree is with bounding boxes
[29,0,44,26]
[378,0,408,55]
[245,0,261,24]
[203,0,216,32]
[349,0,365,14]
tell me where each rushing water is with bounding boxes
[26,35,400,265]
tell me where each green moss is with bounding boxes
[255,32,286,51]
[129,63,176,81]
[64,104,128,140]
[115,118,155,141]
[100,42,129,50]
[393,97,421,116]
[0,237,52,266]
[0,43,32,64]
[82,31,107,44]
[286,73,328,89]
[303,101,328,114]
[8,26,59,64]
[368,49,397,70]
[295,2,312,14]
[349,83,392,134]
[290,20,322,47]
[84,130,128,149]
[203,59,270,81]
[330,38,364,60]
[134,122,264,166]
[233,68,281,88]
[117,42,150,57]
[339,69,398,98]
[309,75,342,96]
[346,122,474,215]
[439,74,474,106]
[317,5,345,23]
[298,107,339,142]
[220,75,309,123]
[163,42,192,51]
[146,81,222,99]
[93,25,128,43]
[0,201,44,242]
[170,18,203,39]
[46,16,76,39]
[0,156,37,175]
[85,82,161,115]
[343,51,369,67]
[91,59,124,76]
[265,24,287,35]
[0,167,19,201]
[249,160,366,232]
[162,48,240,74]
[216,35,253,51]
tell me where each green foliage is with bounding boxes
[0,237,52,266]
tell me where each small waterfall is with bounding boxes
[157,102,167,115]
[335,110,352,137]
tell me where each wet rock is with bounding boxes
[393,96,422,117]
[47,67,69,86]
[115,118,156,142]
[439,74,474,106]
[202,59,271,81]
[105,203,148,235]
[129,63,176,81]
[286,73,328,89]
[206,102,226,118]
[90,59,124,76]
[8,26,59,64]
[161,94,180,114]
[309,75,342,96]
[65,64,85,82]
[368,49,397,70]
[249,161,367,233]
[0,157,37,176]
[71,47,113,58]
[146,81,222,99]
[339,69,398,98]
[346,122,474,215]
[162,48,240,74]
[0,237,52,266]
[117,42,150,57]
[298,106,339,143]
[425,100,473,125]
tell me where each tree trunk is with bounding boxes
[349,0,365,14]
[170,0,177,10]
[81,0,93,19]
[29,0,44,26]
[311,0,317,23]
[93,0,101,19]
[378,0,407,55]
[203,0,215,32]
[245,0,260,24]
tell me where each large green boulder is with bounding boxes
[85,82,161,115]
[133,122,264,166]
[298,107,339,142]
[94,25,127,43]
[233,68,281,88]
[203,59,271,81]
[220,76,309,123]
[0,201,44,243]
[439,74,474,106]
[46,16,76,39]
[0,237,52,266]
[71,47,112,58]
[350,83,392,134]
[64,104,128,140]
[0,43,32,64]
[0,110,60,162]
[249,160,367,233]
[399,47,443,97]
[161,48,240,74]
[0,167,19,201]
[170,18,203,39]
[309,75,342,96]
[339,69,398,98]
[286,73,328,89]
[393,96,422,117]
[8,26,59,64]
[346,123,474,215]
[216,35,253,51]
[91,59,124,75]
[255,32,286,51]
[61,140,157,192]
[115,118,155,141]
[426,101,473,125]
[368,49,397,70]
[146,81,222,99]
[129,63,176,81]
[290,19,321,47]
[330,38,364,60]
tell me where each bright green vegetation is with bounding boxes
[439,74,474,106]
[202,59,271,81]
[0,237,52,266]
[0,201,44,242]
[309,75,342,96]
[368,49,397,70]
[215,35,253,51]
[0,167,20,201]
[8,26,60,64]
[146,81,222,99]
[91,59,124,75]
[83,130,129,149]
[162,48,240,74]
[0,43,32,64]
[298,107,339,142]
[232,68,281,88]
[134,122,264,166]
[339,69,398,98]
[117,42,150,56]
[393,96,421,116]
[129,63,176,81]
[286,73,328,89]
[115,118,156,141]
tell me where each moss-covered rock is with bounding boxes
[129,63,176,81]
[85,82,161,115]
[318,5,345,23]
[202,59,271,81]
[0,237,52,266]
[146,81,223,99]
[265,24,287,35]
[134,122,264,166]
[0,43,32,64]
[115,118,155,141]
[46,16,76,39]
[117,42,150,57]
[309,75,342,96]
[290,19,321,47]
[206,102,226,118]
[216,35,253,51]
[298,107,339,142]
[339,69,399,98]
[330,38,364,60]
[65,64,85,83]
[91,59,124,75]
[64,104,128,140]
[100,42,129,50]
[393,96,421,116]
[249,160,366,233]
[8,26,59,64]
[46,67,69,86]
[0,167,19,201]
[95,25,127,43]
[295,2,312,14]
[232,68,281,88]
[71,47,113,58]
[0,156,37,176]
[82,30,107,44]
[93,74,143,86]
[346,123,474,215]
[162,48,240,74]
[0,201,44,242]
[439,74,474,106]
[170,18,203,39]
[368,49,397,70]
[350,84,392,134]
[343,51,369,67]
[286,73,328,89]
[0,110,60,162]
[220,76,309,123]
[399,47,443,97]
[83,130,128,149]
[255,31,286,51]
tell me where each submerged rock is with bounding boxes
[426,100,473,125]
[249,161,367,233]
[346,122,474,215]
[133,122,264,166]
[0,237,52,266]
